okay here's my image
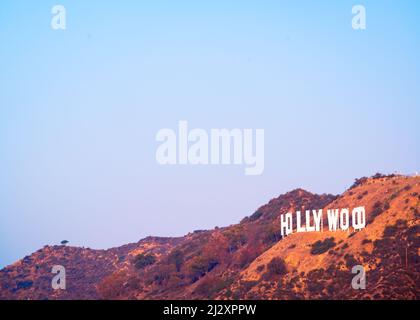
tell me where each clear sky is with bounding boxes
[0,0,419,268]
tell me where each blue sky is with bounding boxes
[0,0,419,268]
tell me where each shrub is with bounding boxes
[372,173,385,179]
[370,201,389,221]
[194,276,233,298]
[224,228,247,252]
[263,225,282,244]
[249,210,263,222]
[16,281,33,290]
[98,271,129,299]
[263,257,287,279]
[240,280,258,292]
[357,190,368,200]
[236,247,259,268]
[307,281,324,293]
[256,265,265,273]
[390,192,399,200]
[382,219,407,238]
[349,177,368,189]
[403,185,412,191]
[310,238,336,255]
[344,254,358,269]
[133,253,156,269]
[383,225,398,238]
[168,250,184,272]
[153,265,173,285]
[188,256,219,282]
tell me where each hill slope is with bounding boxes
[0,174,418,300]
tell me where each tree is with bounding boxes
[60,240,69,246]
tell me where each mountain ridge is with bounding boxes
[1,174,418,300]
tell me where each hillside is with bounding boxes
[238,174,419,299]
[0,174,418,300]
[0,237,183,299]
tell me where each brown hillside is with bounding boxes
[238,174,419,299]
[0,174,418,300]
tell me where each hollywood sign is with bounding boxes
[280,207,366,237]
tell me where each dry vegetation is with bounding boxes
[1,174,419,300]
